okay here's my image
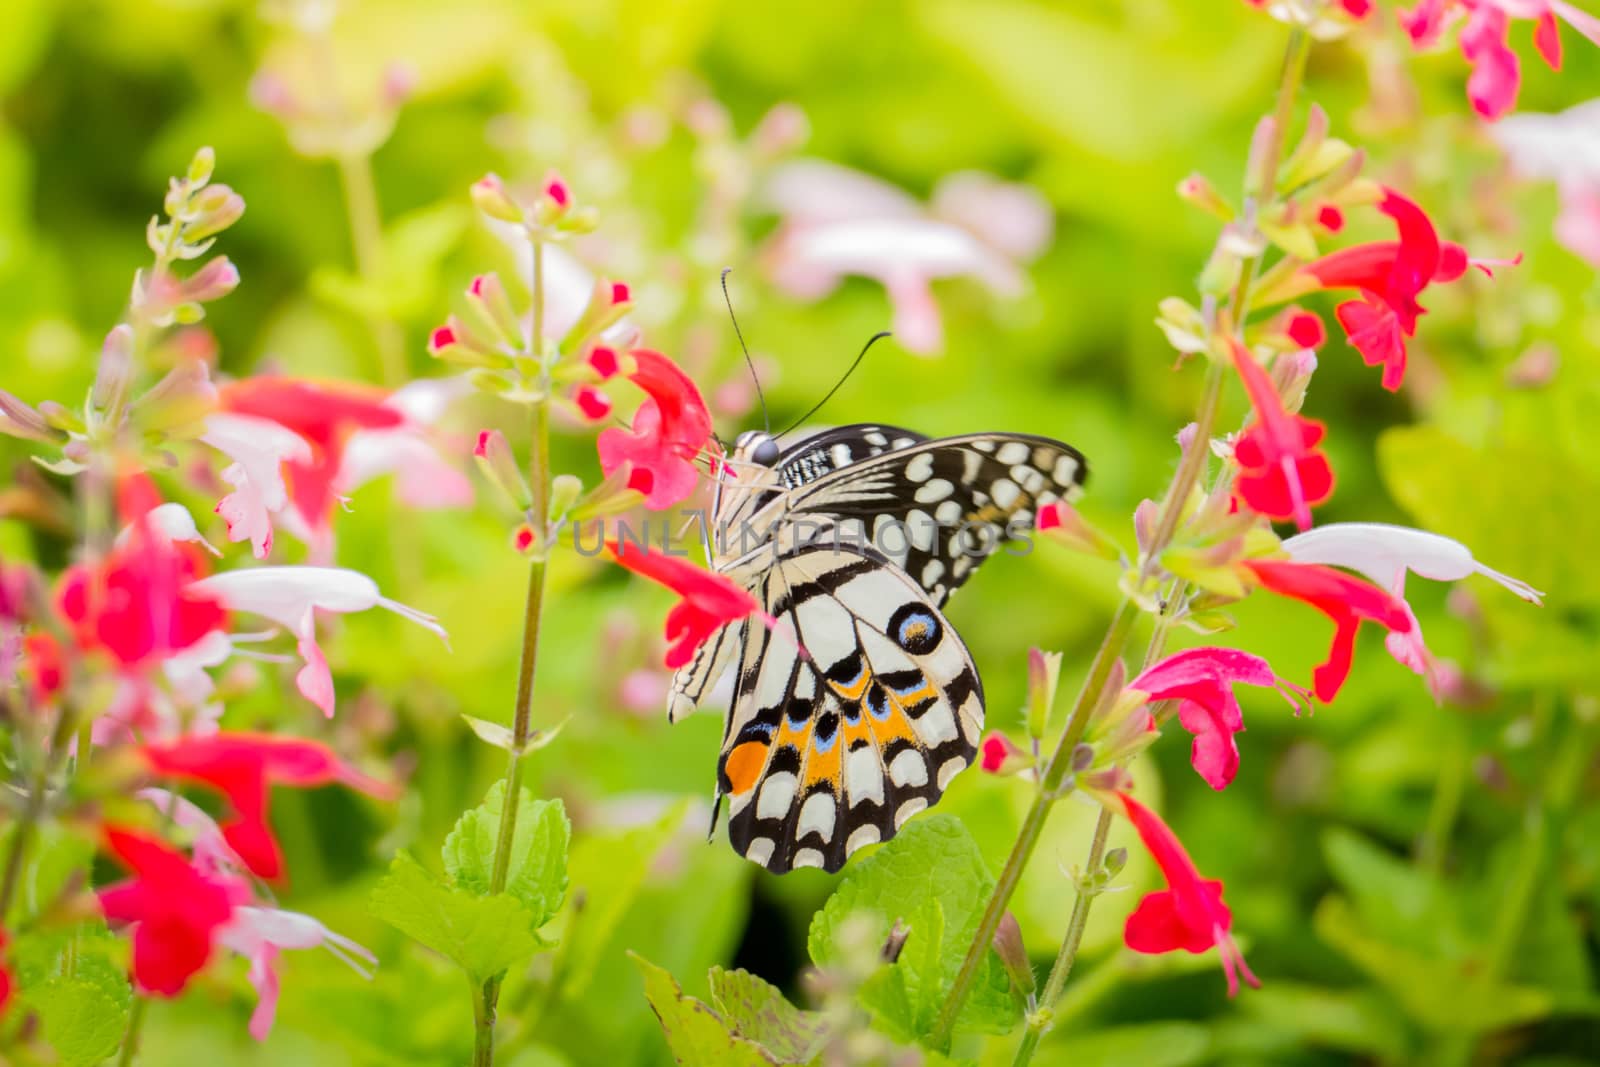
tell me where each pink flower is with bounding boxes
[1128,648,1301,790]
[218,907,376,1041]
[1114,792,1259,996]
[98,828,250,996]
[1401,1,1600,120]
[1242,559,1414,703]
[190,566,446,717]
[140,732,398,881]
[596,350,714,510]
[607,542,764,669]
[587,345,621,379]
[215,378,468,558]
[760,160,1051,355]
[1227,339,1334,531]
[1301,189,1508,391]
[1282,522,1541,698]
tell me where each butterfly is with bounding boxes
[669,423,1088,873]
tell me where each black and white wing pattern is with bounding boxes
[717,544,981,873]
[767,425,1088,606]
[670,422,1088,875]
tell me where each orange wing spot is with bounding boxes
[804,731,843,791]
[724,741,769,796]
[869,702,919,747]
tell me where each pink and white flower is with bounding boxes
[201,413,312,559]
[760,160,1053,355]
[1494,100,1600,267]
[190,567,447,717]
[1282,522,1542,698]
[219,906,376,1041]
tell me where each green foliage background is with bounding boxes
[2,0,1598,1064]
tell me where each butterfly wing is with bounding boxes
[767,430,1088,606]
[718,543,982,873]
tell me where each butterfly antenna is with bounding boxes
[776,330,891,438]
[721,268,769,434]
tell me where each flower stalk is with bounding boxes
[473,234,553,1067]
[932,25,1312,1054]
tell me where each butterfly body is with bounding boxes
[672,424,1087,873]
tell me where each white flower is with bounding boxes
[217,906,376,1041]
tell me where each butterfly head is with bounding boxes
[734,430,781,467]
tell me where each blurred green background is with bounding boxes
[3,0,1599,1063]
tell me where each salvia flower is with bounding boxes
[140,733,399,880]
[98,828,250,996]
[1114,792,1259,996]
[219,906,377,1041]
[596,350,714,510]
[1227,339,1334,531]
[760,160,1051,355]
[1400,0,1600,120]
[1282,522,1542,697]
[978,731,1032,776]
[1241,559,1414,702]
[1494,100,1600,268]
[1127,648,1303,790]
[191,567,447,717]
[607,542,765,690]
[1300,188,1506,391]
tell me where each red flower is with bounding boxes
[1227,339,1333,531]
[1115,792,1259,996]
[22,631,66,706]
[596,350,714,510]
[573,385,613,422]
[587,345,621,379]
[56,520,228,672]
[608,542,764,669]
[1242,559,1413,703]
[1128,648,1299,790]
[98,828,248,996]
[139,733,398,880]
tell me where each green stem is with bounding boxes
[1009,807,1114,1067]
[939,24,1315,1057]
[117,996,148,1067]
[337,151,407,386]
[1416,721,1466,878]
[472,236,554,1067]
[0,704,78,922]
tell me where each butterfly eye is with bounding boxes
[752,437,781,466]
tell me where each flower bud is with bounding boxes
[91,324,136,417]
[1037,501,1121,561]
[465,273,521,347]
[134,359,217,438]
[181,256,240,303]
[1025,646,1062,741]
[587,345,620,380]
[548,473,583,520]
[187,146,216,187]
[979,731,1032,777]
[0,389,62,444]
[1272,348,1320,414]
[572,385,612,422]
[1244,115,1277,198]
[428,318,502,368]
[513,522,541,556]
[1154,296,1211,355]
[1103,847,1127,875]
[381,63,416,108]
[992,913,1035,997]
[1176,172,1232,220]
[474,429,532,509]
[183,184,246,242]
[471,173,523,223]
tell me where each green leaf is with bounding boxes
[632,953,782,1066]
[1313,895,1568,1033]
[24,978,128,1067]
[1043,1022,1212,1067]
[559,800,686,1001]
[708,967,831,1063]
[1,821,93,926]
[442,782,569,927]
[370,852,547,983]
[11,919,130,1009]
[806,815,1020,1047]
[1236,982,1411,1059]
